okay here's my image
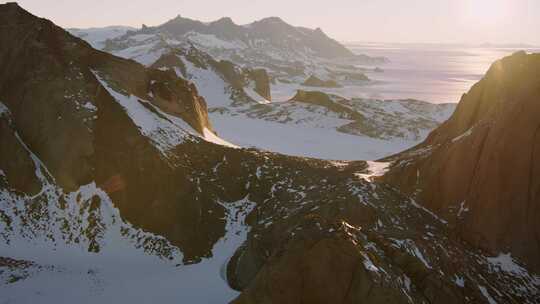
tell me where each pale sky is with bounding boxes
[8,0,540,45]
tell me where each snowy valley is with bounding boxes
[69,19,455,160]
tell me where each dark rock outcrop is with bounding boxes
[383,51,540,271]
[153,48,272,103]
[291,90,364,121]
[246,69,271,101]
[0,3,212,187]
[302,75,342,88]
[148,69,213,134]
[232,216,412,304]
[0,106,40,195]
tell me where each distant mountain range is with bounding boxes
[156,14,354,58]
[68,13,438,161]
[71,14,354,58]
[68,14,387,82]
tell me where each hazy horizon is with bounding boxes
[9,0,540,46]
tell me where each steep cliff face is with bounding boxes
[0,104,41,195]
[0,2,213,191]
[383,51,540,270]
[245,69,271,101]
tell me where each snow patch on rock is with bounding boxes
[93,71,191,155]
[185,32,247,50]
[181,56,233,108]
[452,126,474,142]
[203,127,238,148]
[355,161,390,181]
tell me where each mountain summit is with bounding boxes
[384,51,540,271]
[154,14,353,58]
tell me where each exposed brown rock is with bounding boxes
[383,51,540,271]
[302,75,342,88]
[0,3,212,190]
[0,110,40,195]
[153,49,272,103]
[232,214,465,304]
[151,51,187,78]
[147,69,213,134]
[291,90,364,121]
[246,69,272,101]
[232,216,411,304]
[213,59,245,89]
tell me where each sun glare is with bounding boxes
[463,0,511,26]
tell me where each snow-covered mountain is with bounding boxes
[67,26,135,49]
[1,3,539,304]
[68,14,386,92]
[70,27,454,160]
[68,14,384,64]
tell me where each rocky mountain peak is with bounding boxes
[213,16,235,25]
[0,1,36,23]
[429,50,536,142]
[250,16,295,32]
[384,51,540,271]
[0,2,215,191]
[314,27,325,35]
[258,16,286,24]
[2,2,20,9]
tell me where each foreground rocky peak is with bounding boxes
[0,2,214,191]
[384,51,540,271]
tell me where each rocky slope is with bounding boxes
[383,51,540,272]
[0,2,224,191]
[1,4,539,304]
[151,47,272,103]
[302,75,343,88]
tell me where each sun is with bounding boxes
[463,0,511,26]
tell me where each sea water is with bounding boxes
[346,43,540,103]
